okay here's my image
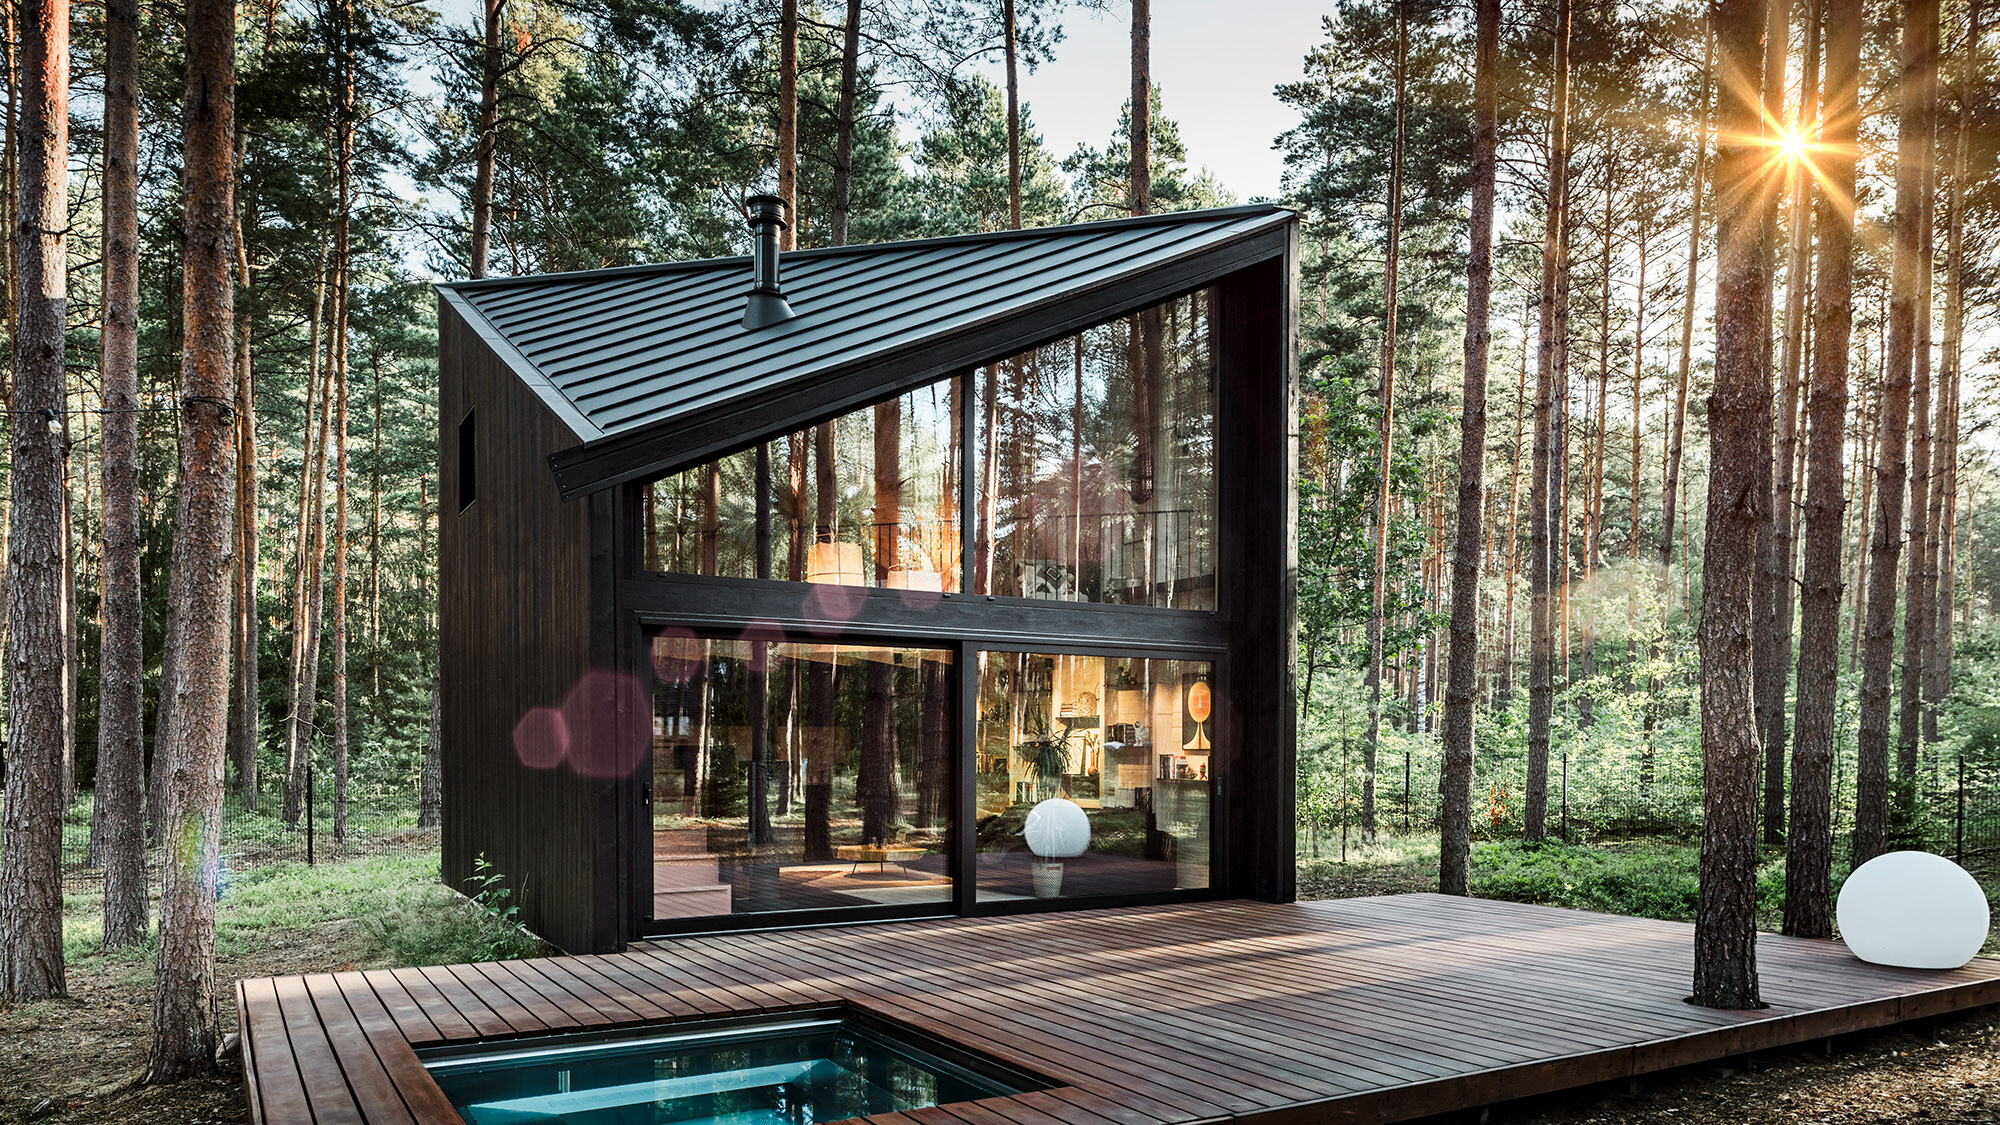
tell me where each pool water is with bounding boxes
[422,1009,1048,1124]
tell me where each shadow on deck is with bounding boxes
[236,894,2000,1124]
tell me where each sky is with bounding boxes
[965,1,1331,202]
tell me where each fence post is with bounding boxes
[1957,752,1966,865]
[1561,751,1569,844]
[307,757,316,867]
[1404,751,1412,835]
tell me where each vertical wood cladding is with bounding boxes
[1216,250,1300,904]
[439,299,617,954]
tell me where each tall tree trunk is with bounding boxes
[282,245,331,825]
[1786,0,1854,941]
[1,0,70,1004]
[1580,166,1613,728]
[1930,0,1975,741]
[1629,204,1649,659]
[1752,0,1792,846]
[1526,0,1572,843]
[1129,0,1149,215]
[1849,342,1879,671]
[230,141,259,810]
[1440,0,1497,887]
[828,0,862,246]
[804,422,837,860]
[1363,0,1408,844]
[1693,0,1769,1011]
[1663,24,1712,577]
[1499,302,1531,710]
[469,0,502,277]
[1766,0,1819,846]
[148,0,237,1075]
[330,0,354,844]
[99,0,148,951]
[1897,0,1940,806]
[1003,0,1022,228]
[778,0,799,249]
[1855,0,1934,865]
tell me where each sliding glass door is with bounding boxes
[650,633,955,921]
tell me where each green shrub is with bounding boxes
[362,854,547,965]
[1470,839,1788,924]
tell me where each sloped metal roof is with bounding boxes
[439,204,1295,494]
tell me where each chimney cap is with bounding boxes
[744,193,790,228]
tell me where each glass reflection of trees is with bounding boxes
[640,289,1216,612]
[644,383,961,592]
[975,289,1217,609]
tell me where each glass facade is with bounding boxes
[651,634,956,919]
[641,293,1224,926]
[973,652,1213,901]
[641,290,1215,608]
[974,290,1217,608]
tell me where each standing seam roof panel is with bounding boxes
[442,206,1292,445]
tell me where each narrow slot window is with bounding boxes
[458,410,477,511]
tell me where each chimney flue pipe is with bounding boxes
[742,193,796,330]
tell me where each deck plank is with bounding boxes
[238,895,2000,1125]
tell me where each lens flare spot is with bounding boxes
[512,707,569,770]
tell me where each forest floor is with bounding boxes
[4,830,1994,1124]
[0,824,471,1125]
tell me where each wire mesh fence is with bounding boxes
[1316,731,2000,864]
[59,762,426,877]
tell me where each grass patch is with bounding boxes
[1468,838,1787,925]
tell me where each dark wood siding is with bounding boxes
[439,298,621,954]
[1217,250,1299,902]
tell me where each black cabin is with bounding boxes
[437,203,1300,953]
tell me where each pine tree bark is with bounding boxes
[1364,0,1409,844]
[778,0,799,250]
[1785,0,1855,941]
[1526,0,1573,842]
[1693,0,1769,1011]
[469,0,503,277]
[148,0,237,1075]
[1663,25,1712,577]
[828,0,862,247]
[1441,0,1498,887]
[1766,0,1819,847]
[99,0,148,951]
[1,0,71,1004]
[1930,0,1975,739]
[1897,0,1940,802]
[1752,0,1792,846]
[1130,0,1150,215]
[230,147,259,810]
[1004,0,1022,229]
[1855,0,1934,865]
[330,0,354,844]
[283,335,332,825]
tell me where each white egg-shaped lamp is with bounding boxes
[1023,798,1091,859]
[1835,850,1990,970]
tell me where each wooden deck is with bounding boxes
[237,894,2000,1125]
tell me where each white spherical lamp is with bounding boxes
[1836,851,1990,970]
[1023,798,1091,859]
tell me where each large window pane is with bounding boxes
[772,382,961,592]
[644,447,759,579]
[643,381,961,593]
[651,633,955,920]
[974,651,1213,901]
[974,290,1217,609]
